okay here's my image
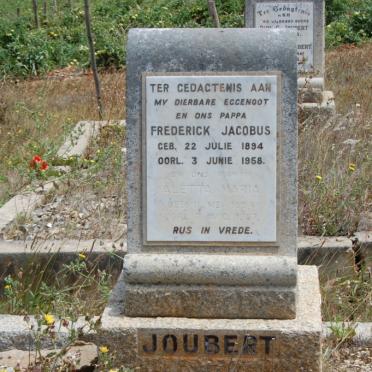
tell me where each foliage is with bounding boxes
[325,0,372,47]
[0,250,117,317]
[0,72,125,208]
[1,0,369,77]
[299,108,370,236]
[321,269,371,323]
[0,0,244,78]
[298,42,371,237]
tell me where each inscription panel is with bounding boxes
[144,73,279,243]
[138,331,277,359]
[255,2,314,71]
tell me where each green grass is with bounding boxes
[0,245,121,317]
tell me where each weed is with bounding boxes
[0,243,121,317]
[0,71,125,207]
[321,268,371,323]
[299,43,371,236]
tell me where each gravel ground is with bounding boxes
[324,345,372,371]
[3,183,127,241]
[4,189,126,241]
[3,125,127,242]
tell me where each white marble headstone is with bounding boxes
[144,74,279,243]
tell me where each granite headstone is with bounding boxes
[98,28,323,371]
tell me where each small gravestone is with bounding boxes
[99,28,322,371]
[245,0,335,114]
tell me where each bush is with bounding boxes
[0,0,370,77]
[326,0,372,47]
[0,0,245,77]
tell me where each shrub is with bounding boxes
[326,0,372,47]
[0,0,370,76]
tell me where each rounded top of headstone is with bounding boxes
[127,28,297,77]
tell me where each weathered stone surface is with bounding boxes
[0,186,53,233]
[122,254,297,319]
[123,284,296,319]
[245,0,325,76]
[0,316,91,351]
[299,90,336,118]
[0,344,97,369]
[57,120,125,159]
[299,88,323,104]
[93,266,322,371]
[125,28,298,319]
[298,76,324,90]
[298,236,354,277]
[123,255,297,286]
[126,28,297,255]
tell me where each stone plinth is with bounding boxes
[96,266,322,372]
[123,254,297,319]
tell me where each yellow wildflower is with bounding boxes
[348,163,356,172]
[4,284,11,290]
[109,369,119,372]
[99,345,109,353]
[44,314,55,326]
[315,175,322,181]
[78,253,86,260]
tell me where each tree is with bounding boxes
[32,0,40,29]
[84,0,104,119]
[207,0,220,27]
[53,0,58,16]
[43,0,47,21]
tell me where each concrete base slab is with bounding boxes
[0,183,54,234]
[300,91,336,118]
[0,344,97,370]
[57,120,125,159]
[93,266,322,371]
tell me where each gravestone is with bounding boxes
[98,28,322,371]
[245,0,335,114]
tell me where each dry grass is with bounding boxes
[0,44,371,235]
[0,70,125,206]
[326,42,372,115]
[3,124,127,241]
[0,241,121,317]
[299,42,371,236]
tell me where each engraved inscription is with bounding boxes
[138,331,277,359]
[145,74,279,243]
[255,2,314,71]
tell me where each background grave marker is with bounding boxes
[245,0,335,115]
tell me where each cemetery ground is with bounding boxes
[0,42,371,370]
